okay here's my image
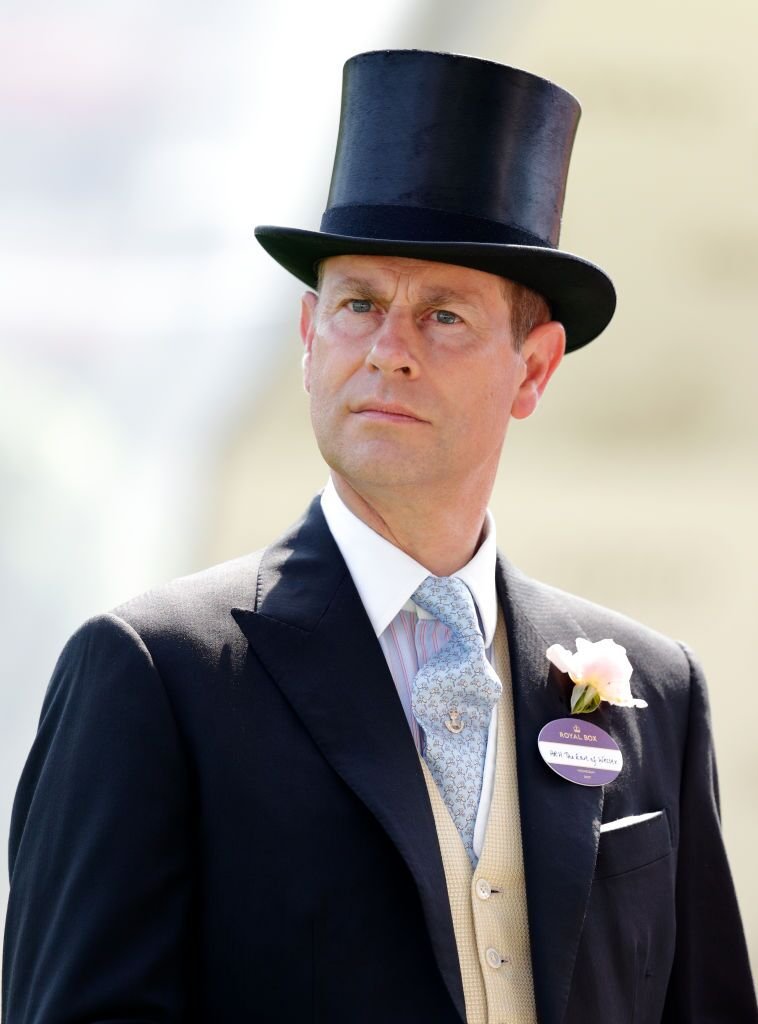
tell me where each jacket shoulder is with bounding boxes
[116,550,261,617]
[501,559,694,684]
[106,550,264,661]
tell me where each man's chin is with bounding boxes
[326,455,444,494]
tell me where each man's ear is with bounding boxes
[510,320,566,420]
[299,291,319,393]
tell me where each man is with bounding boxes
[3,49,755,1024]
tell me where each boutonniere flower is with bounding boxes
[546,638,648,715]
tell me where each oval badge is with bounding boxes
[537,717,622,787]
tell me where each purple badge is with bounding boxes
[537,717,622,787]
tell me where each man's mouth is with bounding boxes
[351,402,428,424]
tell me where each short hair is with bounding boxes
[500,278,551,351]
[314,261,551,350]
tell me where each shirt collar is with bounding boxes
[320,477,498,645]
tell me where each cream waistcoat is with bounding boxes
[420,608,537,1024]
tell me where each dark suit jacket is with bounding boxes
[3,498,756,1023]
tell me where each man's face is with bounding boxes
[300,254,561,502]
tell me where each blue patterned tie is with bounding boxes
[411,575,502,862]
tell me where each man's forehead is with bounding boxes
[318,254,506,298]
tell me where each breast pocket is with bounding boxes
[594,808,672,879]
[565,809,677,1024]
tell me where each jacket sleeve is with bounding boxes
[2,614,196,1024]
[663,645,757,1022]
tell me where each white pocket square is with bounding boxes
[600,811,663,833]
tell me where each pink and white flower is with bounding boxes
[546,637,648,714]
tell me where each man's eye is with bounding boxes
[349,299,373,313]
[434,309,461,324]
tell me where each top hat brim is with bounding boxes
[255,225,615,353]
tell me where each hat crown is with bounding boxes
[323,49,581,249]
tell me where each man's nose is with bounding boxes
[365,310,420,378]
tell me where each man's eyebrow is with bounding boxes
[417,287,477,306]
[327,277,385,300]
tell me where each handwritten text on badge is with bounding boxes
[538,717,622,787]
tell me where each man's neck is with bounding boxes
[331,473,489,576]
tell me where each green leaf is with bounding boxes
[570,684,602,715]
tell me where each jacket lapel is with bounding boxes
[231,499,466,1021]
[498,557,605,1024]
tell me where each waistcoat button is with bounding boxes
[485,947,504,969]
[475,878,492,900]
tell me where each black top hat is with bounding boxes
[255,49,615,351]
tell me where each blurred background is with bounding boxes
[2,0,756,978]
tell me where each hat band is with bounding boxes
[320,204,551,249]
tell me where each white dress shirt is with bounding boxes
[320,477,500,857]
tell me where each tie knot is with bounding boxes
[411,575,482,641]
